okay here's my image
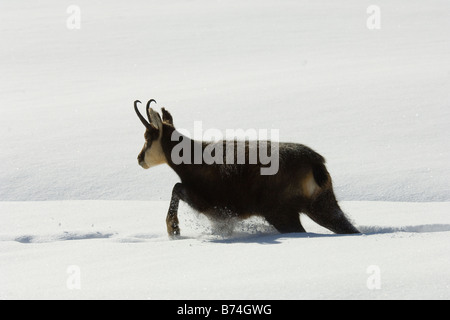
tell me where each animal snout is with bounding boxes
[139,160,149,169]
[137,154,149,169]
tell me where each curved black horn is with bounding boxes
[146,99,157,121]
[134,100,151,129]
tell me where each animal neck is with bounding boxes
[160,126,210,183]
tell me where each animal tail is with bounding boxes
[312,160,331,189]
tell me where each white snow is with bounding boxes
[0,0,449,299]
[1,200,449,300]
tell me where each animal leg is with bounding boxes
[265,210,306,234]
[166,183,188,238]
[306,189,360,234]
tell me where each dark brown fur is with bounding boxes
[135,102,360,237]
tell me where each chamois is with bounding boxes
[134,100,360,237]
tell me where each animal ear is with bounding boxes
[161,108,174,126]
[148,108,163,131]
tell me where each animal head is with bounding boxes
[134,99,174,169]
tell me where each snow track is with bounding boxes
[1,201,449,299]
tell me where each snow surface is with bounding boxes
[0,0,449,299]
[1,201,450,300]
